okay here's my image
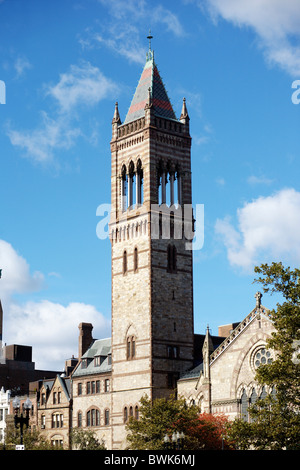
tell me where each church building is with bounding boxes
[31,39,275,450]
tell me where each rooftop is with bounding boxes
[124,46,177,124]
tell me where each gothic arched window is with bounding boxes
[134,247,138,272]
[121,164,127,212]
[136,159,143,205]
[167,244,177,273]
[128,161,135,208]
[127,335,136,360]
[157,163,182,207]
[123,250,127,275]
[241,389,248,422]
[124,407,128,423]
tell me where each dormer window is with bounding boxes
[94,356,101,367]
[81,358,88,369]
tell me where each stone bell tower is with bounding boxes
[109,37,194,449]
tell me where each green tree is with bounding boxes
[70,428,106,450]
[228,262,300,449]
[4,421,53,450]
[126,395,233,450]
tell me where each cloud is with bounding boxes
[215,188,300,271]
[7,112,81,163]
[47,62,119,113]
[0,240,44,301]
[247,175,274,185]
[84,1,185,63]
[0,239,110,370]
[7,62,118,164]
[5,300,111,371]
[204,0,300,75]
[151,5,185,37]
[14,56,32,78]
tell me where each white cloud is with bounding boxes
[7,62,118,164]
[14,56,32,78]
[86,1,185,63]
[204,0,300,75]
[7,112,81,163]
[215,188,300,271]
[247,175,274,185]
[0,240,43,301]
[47,61,119,113]
[151,5,185,37]
[5,300,111,371]
[0,240,110,370]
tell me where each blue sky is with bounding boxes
[0,0,300,371]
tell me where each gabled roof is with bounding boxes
[179,298,272,382]
[123,49,177,124]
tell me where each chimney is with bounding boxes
[78,323,93,359]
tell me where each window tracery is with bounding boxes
[121,159,143,211]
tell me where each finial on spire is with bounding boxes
[255,291,262,308]
[146,30,154,62]
[112,101,121,125]
[147,29,153,51]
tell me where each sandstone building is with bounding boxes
[5,40,275,450]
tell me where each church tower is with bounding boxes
[109,37,194,448]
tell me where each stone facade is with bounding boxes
[7,44,276,451]
[178,302,275,421]
[72,335,112,449]
[109,46,194,449]
[28,375,72,449]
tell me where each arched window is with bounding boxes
[134,405,139,420]
[77,411,82,427]
[41,414,45,428]
[121,165,127,212]
[158,164,182,207]
[128,161,135,208]
[105,409,110,426]
[87,409,100,427]
[241,390,248,422]
[121,160,143,211]
[134,247,138,272]
[167,245,177,273]
[124,407,128,423]
[123,250,127,275]
[136,159,143,205]
[127,335,136,360]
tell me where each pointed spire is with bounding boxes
[112,101,121,125]
[124,36,176,124]
[180,97,189,120]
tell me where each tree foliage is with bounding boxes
[125,395,233,450]
[228,262,300,449]
[70,428,106,450]
[4,422,54,450]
